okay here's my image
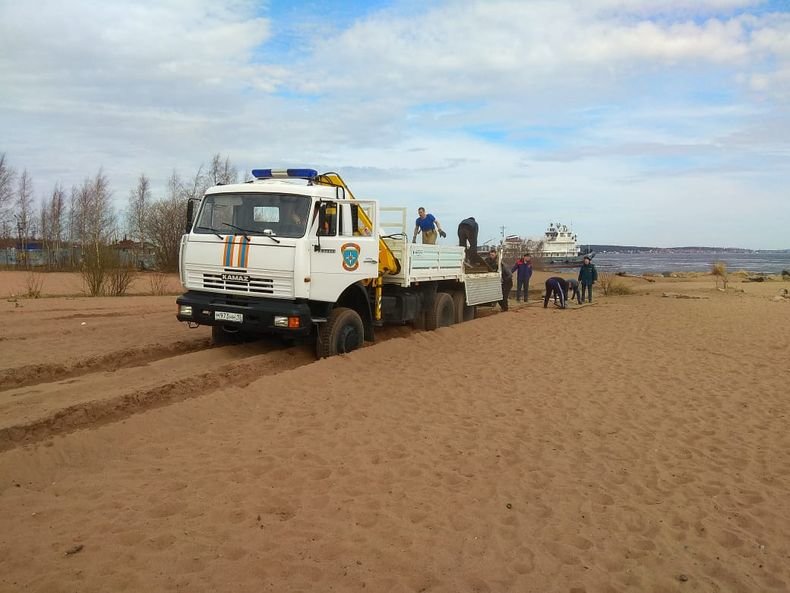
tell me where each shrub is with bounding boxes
[80,248,107,296]
[711,261,729,289]
[25,271,44,298]
[148,272,169,296]
[81,246,135,296]
[599,272,634,296]
[106,264,136,296]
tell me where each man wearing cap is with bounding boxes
[412,207,446,244]
[578,255,598,303]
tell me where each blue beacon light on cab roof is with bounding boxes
[251,168,318,180]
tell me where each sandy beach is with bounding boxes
[1,270,789,592]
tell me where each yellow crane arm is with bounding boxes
[315,172,401,276]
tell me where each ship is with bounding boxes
[495,223,594,269]
[537,222,595,266]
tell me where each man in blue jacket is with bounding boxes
[578,256,598,303]
[511,254,533,302]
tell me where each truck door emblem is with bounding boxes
[341,243,361,271]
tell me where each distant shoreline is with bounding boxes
[589,245,790,254]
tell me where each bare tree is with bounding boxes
[207,153,238,186]
[145,170,187,272]
[181,164,205,202]
[16,169,34,267]
[0,153,16,239]
[39,197,51,267]
[50,183,65,267]
[127,173,150,245]
[75,169,117,295]
[80,168,115,248]
[39,184,66,268]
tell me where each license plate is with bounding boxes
[215,311,243,323]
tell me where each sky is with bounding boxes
[1,0,788,249]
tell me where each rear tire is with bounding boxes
[449,290,475,323]
[425,292,455,330]
[317,307,364,358]
[464,304,476,321]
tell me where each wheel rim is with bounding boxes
[441,302,454,326]
[337,325,360,353]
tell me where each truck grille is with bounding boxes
[185,266,294,298]
[202,273,277,294]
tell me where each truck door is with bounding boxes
[309,200,378,302]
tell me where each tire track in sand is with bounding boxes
[0,341,316,451]
[0,337,213,391]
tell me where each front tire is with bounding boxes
[317,307,364,358]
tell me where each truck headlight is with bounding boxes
[274,316,301,328]
[179,305,193,317]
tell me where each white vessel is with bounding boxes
[494,223,592,268]
[539,223,581,259]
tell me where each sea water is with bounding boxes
[592,252,790,275]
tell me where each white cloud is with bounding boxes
[0,0,788,248]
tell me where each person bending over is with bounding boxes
[544,277,570,309]
[566,278,581,304]
[457,217,488,267]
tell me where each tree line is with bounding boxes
[0,152,242,274]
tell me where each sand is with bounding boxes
[1,271,789,592]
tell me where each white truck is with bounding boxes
[176,168,502,357]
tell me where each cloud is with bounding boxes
[0,0,788,248]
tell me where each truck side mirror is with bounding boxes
[185,199,196,233]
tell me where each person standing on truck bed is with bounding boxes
[413,207,446,244]
[457,217,489,268]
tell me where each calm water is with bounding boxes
[590,252,790,274]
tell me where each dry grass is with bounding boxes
[148,272,169,296]
[25,271,44,298]
[81,247,136,296]
[599,272,635,296]
[106,266,137,297]
[711,261,729,289]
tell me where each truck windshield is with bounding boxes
[194,193,311,238]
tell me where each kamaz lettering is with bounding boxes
[222,273,250,282]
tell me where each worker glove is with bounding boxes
[439,230,446,238]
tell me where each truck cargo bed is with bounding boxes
[382,240,466,287]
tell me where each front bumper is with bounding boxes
[176,291,313,337]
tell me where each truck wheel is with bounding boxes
[425,292,455,330]
[450,291,475,323]
[212,324,242,346]
[317,307,364,358]
[464,305,476,321]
